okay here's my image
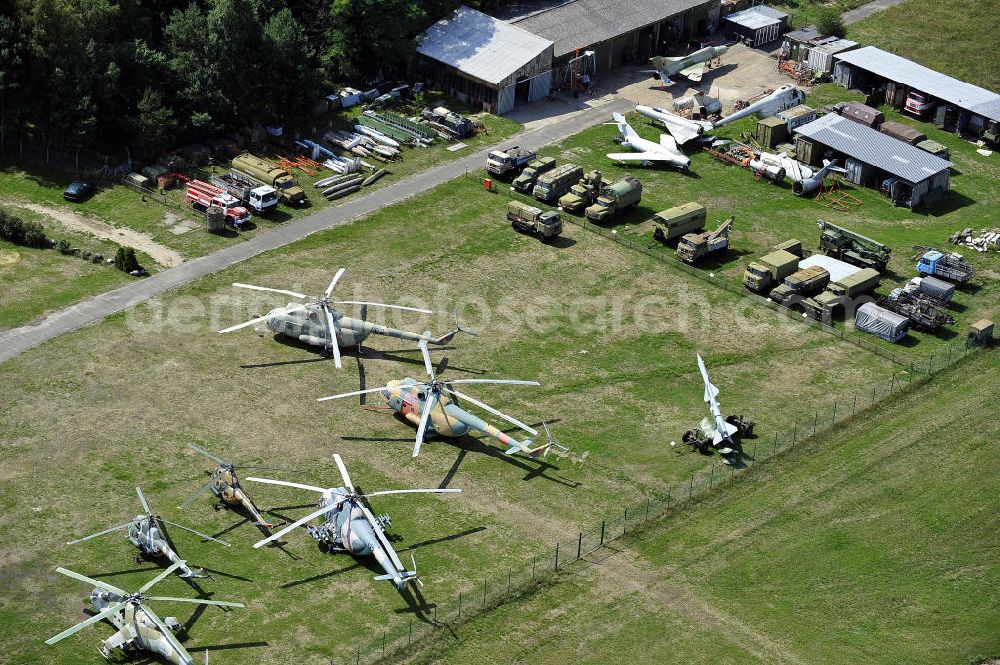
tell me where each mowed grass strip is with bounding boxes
[0,170,898,664]
[406,349,1000,665]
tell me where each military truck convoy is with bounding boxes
[558,170,603,213]
[743,240,804,292]
[506,201,562,240]
[533,164,584,203]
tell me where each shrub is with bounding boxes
[57,239,73,255]
[114,246,141,273]
[0,207,48,248]
[816,7,846,38]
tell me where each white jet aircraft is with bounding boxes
[607,112,691,170]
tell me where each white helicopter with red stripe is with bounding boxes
[248,454,459,591]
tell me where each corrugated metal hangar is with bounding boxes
[415,6,555,114]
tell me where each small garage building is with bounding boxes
[795,113,952,209]
[723,5,788,47]
[416,5,554,115]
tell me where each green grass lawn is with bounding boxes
[0,206,149,329]
[403,348,1000,665]
[0,166,913,664]
[848,0,1000,92]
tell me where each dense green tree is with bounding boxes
[326,0,417,82]
[263,7,320,127]
[165,2,225,133]
[0,13,25,151]
[816,7,846,38]
[134,87,177,155]
[208,0,265,126]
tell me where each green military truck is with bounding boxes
[512,157,557,192]
[802,267,881,322]
[585,175,642,222]
[533,163,584,203]
[651,203,706,244]
[507,201,562,241]
[743,239,803,292]
[769,265,830,306]
[558,170,603,213]
[231,153,306,206]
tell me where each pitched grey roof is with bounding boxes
[510,0,712,59]
[834,47,1000,121]
[796,113,952,183]
[724,5,787,30]
[417,5,553,86]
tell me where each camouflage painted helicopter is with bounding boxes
[180,444,277,528]
[317,339,566,459]
[249,454,460,591]
[45,560,242,665]
[68,487,230,579]
[218,267,475,369]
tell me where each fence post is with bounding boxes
[357,644,361,665]
[555,543,560,570]
[383,630,386,657]
[408,619,413,647]
[508,571,512,596]
[813,412,817,436]
[773,431,778,455]
[483,580,487,609]
[910,361,914,383]
[852,392,857,416]
[531,556,535,580]
[599,520,605,546]
[928,355,933,375]
[623,508,628,536]
[577,532,583,559]
[872,385,876,405]
[689,475,694,499]
[792,423,797,446]
[458,591,462,618]
[751,439,757,462]
[645,498,650,522]
[710,463,715,487]
[831,401,837,424]
[667,485,672,506]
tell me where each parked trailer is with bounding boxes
[905,275,954,303]
[855,302,908,343]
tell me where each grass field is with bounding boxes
[848,0,1000,92]
[404,349,1000,665]
[0,162,914,664]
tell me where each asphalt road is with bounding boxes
[842,0,906,25]
[0,96,631,365]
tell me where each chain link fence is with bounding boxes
[340,340,980,665]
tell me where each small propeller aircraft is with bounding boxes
[607,112,691,170]
[45,560,243,665]
[218,267,475,369]
[249,454,459,591]
[68,487,229,579]
[317,339,566,459]
[646,44,730,85]
[180,444,277,528]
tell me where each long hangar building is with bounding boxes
[416,0,721,115]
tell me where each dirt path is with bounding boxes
[842,0,906,25]
[19,203,184,268]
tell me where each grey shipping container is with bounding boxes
[855,302,908,342]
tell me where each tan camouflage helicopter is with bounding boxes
[318,339,567,459]
[45,560,242,665]
[218,267,475,369]
[249,454,459,591]
[68,487,229,579]
[180,444,277,528]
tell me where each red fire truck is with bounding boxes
[185,180,252,228]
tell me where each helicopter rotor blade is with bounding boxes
[67,521,133,545]
[332,301,432,314]
[324,306,343,370]
[364,488,462,498]
[140,603,190,657]
[442,379,541,387]
[44,601,127,645]
[324,268,347,298]
[54,567,128,596]
[217,314,271,334]
[253,502,332,549]
[179,479,216,509]
[419,339,434,381]
[443,388,539,436]
[144,596,245,608]
[136,487,153,516]
[232,283,310,300]
[187,444,228,467]
[316,385,398,402]
[413,392,437,458]
[138,560,188,593]
[355,500,404,571]
[159,520,231,547]
[245,477,328,493]
[333,454,354,494]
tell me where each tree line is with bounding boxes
[0,0,505,158]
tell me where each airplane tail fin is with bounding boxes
[611,112,633,140]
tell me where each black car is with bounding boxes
[63,181,94,202]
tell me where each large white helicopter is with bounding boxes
[68,487,230,579]
[218,268,475,369]
[45,560,243,665]
[249,454,459,591]
[317,339,566,459]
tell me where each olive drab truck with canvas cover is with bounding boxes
[585,175,642,222]
[231,152,307,206]
[557,170,603,213]
[507,201,562,240]
[512,157,557,192]
[743,239,804,292]
[533,164,584,203]
[651,202,706,244]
